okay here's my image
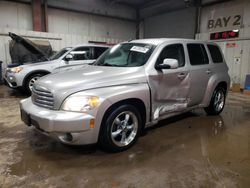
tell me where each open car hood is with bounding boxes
[8,32,52,66]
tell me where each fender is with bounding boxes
[22,70,51,86]
[75,83,151,143]
[202,71,230,107]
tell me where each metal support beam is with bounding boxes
[32,0,42,31]
[194,0,202,35]
[31,0,48,32]
[43,0,48,32]
[136,9,140,39]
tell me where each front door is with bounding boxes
[148,43,190,121]
[60,47,94,70]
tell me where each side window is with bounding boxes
[70,47,91,61]
[94,47,108,59]
[157,44,185,67]
[187,44,209,65]
[207,44,223,63]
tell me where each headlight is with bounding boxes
[8,67,23,73]
[61,93,100,112]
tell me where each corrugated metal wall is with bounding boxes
[143,7,196,39]
[196,0,250,88]
[47,8,136,40]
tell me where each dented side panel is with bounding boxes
[144,41,192,122]
[148,68,190,120]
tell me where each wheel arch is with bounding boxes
[216,81,228,91]
[98,98,147,141]
[203,79,229,107]
[22,70,51,86]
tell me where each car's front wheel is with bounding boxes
[24,73,45,95]
[99,104,142,152]
[204,87,226,115]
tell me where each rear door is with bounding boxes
[186,43,212,106]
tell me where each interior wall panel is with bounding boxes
[48,8,136,40]
[143,7,196,39]
[0,1,32,31]
[196,0,250,87]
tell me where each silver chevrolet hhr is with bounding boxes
[20,38,230,152]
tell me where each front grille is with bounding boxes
[32,85,54,109]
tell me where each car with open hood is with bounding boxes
[4,44,109,94]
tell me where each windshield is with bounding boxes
[93,43,155,67]
[50,47,72,60]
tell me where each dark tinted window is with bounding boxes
[94,47,108,59]
[70,47,91,60]
[207,44,223,63]
[187,44,209,65]
[157,44,185,67]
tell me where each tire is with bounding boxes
[24,73,45,95]
[99,104,142,152]
[204,87,226,115]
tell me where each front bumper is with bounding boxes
[4,73,18,88]
[20,98,99,145]
[4,70,24,88]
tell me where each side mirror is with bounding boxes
[65,54,73,61]
[155,58,179,70]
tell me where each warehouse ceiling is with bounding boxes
[106,0,167,8]
[106,0,227,9]
[7,0,232,20]
[107,0,233,18]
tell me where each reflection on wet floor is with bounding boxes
[0,85,250,187]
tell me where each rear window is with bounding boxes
[207,44,223,63]
[187,44,209,66]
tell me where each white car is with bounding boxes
[4,44,109,94]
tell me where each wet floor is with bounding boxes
[0,85,250,188]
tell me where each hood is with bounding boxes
[9,32,51,65]
[36,65,146,96]
[20,59,57,68]
[9,32,49,60]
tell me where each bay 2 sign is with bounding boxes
[207,15,241,30]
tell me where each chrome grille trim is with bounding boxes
[32,85,54,109]
[32,88,53,97]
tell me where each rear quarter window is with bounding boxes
[207,44,224,63]
[187,44,209,66]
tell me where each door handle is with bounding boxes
[206,69,212,74]
[177,72,187,79]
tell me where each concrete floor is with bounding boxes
[0,85,250,188]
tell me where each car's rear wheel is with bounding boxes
[204,87,226,115]
[24,73,45,95]
[99,104,142,152]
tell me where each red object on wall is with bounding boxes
[226,43,236,48]
[210,30,239,40]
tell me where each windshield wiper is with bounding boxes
[102,63,120,67]
[88,61,96,65]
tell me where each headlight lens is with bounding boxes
[8,67,23,73]
[61,94,100,112]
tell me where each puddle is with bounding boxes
[1,86,250,187]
